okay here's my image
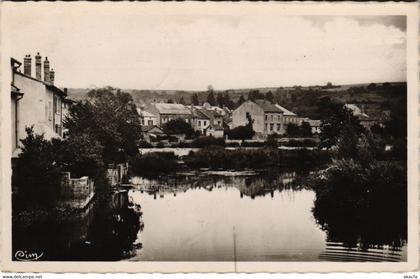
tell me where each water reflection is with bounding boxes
[12,171,407,262]
[129,171,407,262]
[12,190,143,261]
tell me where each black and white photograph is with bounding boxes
[1,2,418,273]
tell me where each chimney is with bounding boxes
[43,57,50,83]
[35,52,42,80]
[50,68,55,84]
[23,54,32,76]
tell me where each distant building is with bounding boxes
[344,104,377,129]
[298,117,322,134]
[137,108,158,127]
[11,53,67,158]
[141,125,165,142]
[147,102,193,126]
[275,104,299,128]
[232,100,285,137]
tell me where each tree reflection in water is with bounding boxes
[12,190,144,261]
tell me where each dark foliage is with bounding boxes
[312,159,407,248]
[12,127,61,209]
[64,87,142,164]
[190,136,225,148]
[130,152,179,177]
[162,118,196,139]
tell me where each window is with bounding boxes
[270,123,274,131]
[265,114,268,121]
[204,121,207,126]
[278,115,281,121]
[277,124,281,131]
[141,119,145,125]
[198,120,201,127]
[48,101,52,121]
[265,124,268,131]
[148,120,153,126]
[246,112,251,121]
[271,114,273,121]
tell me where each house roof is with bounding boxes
[254,100,283,113]
[153,103,192,115]
[141,125,164,133]
[192,108,210,120]
[208,123,224,131]
[344,104,369,118]
[137,109,157,118]
[274,104,296,116]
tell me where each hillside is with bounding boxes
[67,82,406,120]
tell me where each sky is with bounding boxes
[5,4,407,91]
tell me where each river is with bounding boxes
[12,171,407,262]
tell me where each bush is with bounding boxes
[191,136,225,148]
[12,128,61,209]
[184,147,331,170]
[130,152,179,177]
[138,140,152,148]
[311,159,407,248]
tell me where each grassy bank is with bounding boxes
[184,146,330,170]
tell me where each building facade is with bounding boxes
[11,53,67,158]
[147,103,193,126]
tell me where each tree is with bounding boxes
[318,100,363,149]
[12,127,61,208]
[64,87,142,163]
[191,93,199,106]
[207,91,216,106]
[237,95,246,107]
[167,98,174,104]
[227,114,255,140]
[367,83,377,91]
[179,96,186,105]
[265,91,274,103]
[216,93,224,108]
[162,118,195,138]
[286,123,301,137]
[300,121,312,137]
[223,93,235,109]
[247,90,263,101]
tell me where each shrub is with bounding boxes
[138,140,152,148]
[12,128,61,209]
[311,159,407,248]
[191,136,225,148]
[130,152,179,177]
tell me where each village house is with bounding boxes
[146,102,193,126]
[232,100,285,137]
[345,104,378,129]
[275,104,299,129]
[137,108,158,127]
[298,117,322,134]
[11,53,67,159]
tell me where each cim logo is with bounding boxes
[14,250,44,261]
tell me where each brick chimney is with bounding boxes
[50,68,55,84]
[23,54,32,76]
[43,57,50,83]
[35,52,42,80]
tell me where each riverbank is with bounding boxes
[131,146,331,177]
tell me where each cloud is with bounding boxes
[6,6,406,90]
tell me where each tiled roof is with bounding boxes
[137,109,157,118]
[192,108,210,119]
[275,104,296,116]
[254,100,283,113]
[153,103,192,115]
